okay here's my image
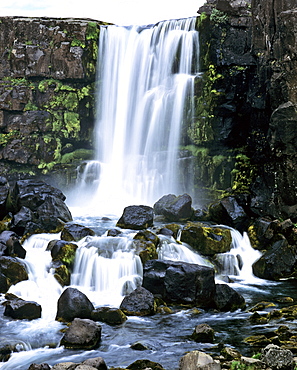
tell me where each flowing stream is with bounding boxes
[1,17,296,370]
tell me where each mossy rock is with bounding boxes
[180,222,232,255]
[134,229,160,247]
[133,239,158,265]
[48,240,78,268]
[54,264,71,286]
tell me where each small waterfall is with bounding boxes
[72,17,199,214]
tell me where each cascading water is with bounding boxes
[72,17,199,215]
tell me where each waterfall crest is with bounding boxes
[72,18,199,215]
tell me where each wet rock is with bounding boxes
[179,350,221,370]
[11,206,34,236]
[116,205,154,230]
[130,340,153,351]
[0,256,28,286]
[28,363,51,370]
[252,238,297,280]
[61,223,95,242]
[127,359,165,370]
[191,323,215,343]
[213,284,246,311]
[53,264,71,286]
[0,177,10,220]
[81,357,107,370]
[221,346,242,360]
[56,287,94,322]
[180,223,232,255]
[60,318,102,350]
[120,286,156,316]
[3,294,42,320]
[143,259,216,308]
[0,230,26,258]
[153,193,193,221]
[0,272,10,293]
[91,307,127,325]
[48,240,78,268]
[261,344,294,370]
[133,239,158,265]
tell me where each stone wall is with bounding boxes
[0,17,108,188]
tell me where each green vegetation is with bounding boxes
[230,154,256,193]
[210,8,229,24]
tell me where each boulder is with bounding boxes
[3,294,42,320]
[81,357,108,370]
[53,264,71,286]
[213,284,246,311]
[191,323,215,343]
[179,350,221,370]
[28,364,51,370]
[120,286,156,316]
[133,239,158,265]
[0,272,10,293]
[11,206,34,236]
[0,256,28,286]
[153,193,193,221]
[48,240,78,268]
[0,230,26,258]
[180,223,232,255]
[91,307,127,325]
[116,205,154,230]
[252,238,297,280]
[61,223,96,242]
[208,196,249,232]
[143,259,216,308]
[261,344,294,370]
[0,177,10,220]
[127,359,165,370]
[56,287,94,322]
[60,318,102,350]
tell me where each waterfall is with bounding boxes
[72,17,199,215]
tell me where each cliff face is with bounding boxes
[0,17,108,187]
[193,0,297,220]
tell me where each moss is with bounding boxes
[63,112,80,138]
[70,37,86,48]
[86,22,100,41]
[230,154,256,193]
[210,8,229,24]
[24,102,38,111]
[0,131,19,146]
[61,148,94,164]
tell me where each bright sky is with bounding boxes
[0,0,205,26]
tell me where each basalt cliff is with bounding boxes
[0,0,296,222]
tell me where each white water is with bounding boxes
[70,17,199,215]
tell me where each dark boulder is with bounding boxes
[0,256,28,286]
[120,286,156,316]
[127,359,165,370]
[0,230,26,258]
[47,240,78,268]
[28,364,51,370]
[116,205,154,230]
[143,259,216,308]
[61,223,96,242]
[10,206,34,236]
[60,318,102,350]
[81,357,108,370]
[0,177,10,220]
[208,196,249,232]
[56,287,94,322]
[252,238,297,280]
[214,284,246,311]
[153,193,193,221]
[180,222,232,255]
[91,307,127,325]
[191,323,215,343]
[0,272,9,293]
[3,294,42,320]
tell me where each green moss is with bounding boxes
[63,112,80,138]
[24,102,38,111]
[210,8,229,24]
[70,37,86,48]
[230,154,256,193]
[61,149,94,164]
[86,22,100,41]
[0,130,19,146]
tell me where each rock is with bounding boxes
[179,350,221,370]
[252,238,297,280]
[0,230,26,258]
[48,240,78,268]
[153,193,193,221]
[11,206,34,236]
[0,272,10,293]
[143,259,216,308]
[28,363,51,370]
[3,294,42,320]
[133,239,158,265]
[214,284,246,311]
[82,357,108,369]
[221,346,242,360]
[60,318,101,350]
[261,344,294,370]
[0,256,28,286]
[191,323,215,343]
[56,287,94,322]
[61,223,96,242]
[208,196,249,232]
[51,363,77,370]
[127,359,165,369]
[120,286,156,316]
[180,223,232,255]
[91,307,127,325]
[130,340,153,350]
[116,205,154,230]
[0,177,10,220]
[53,264,71,286]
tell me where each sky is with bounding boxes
[0,0,205,26]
